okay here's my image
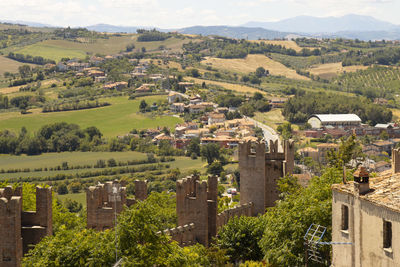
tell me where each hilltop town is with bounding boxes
[2,21,400,266]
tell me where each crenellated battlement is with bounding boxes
[176,175,218,246]
[216,202,254,230]
[239,139,295,215]
[86,180,147,230]
[159,223,196,246]
[0,186,52,267]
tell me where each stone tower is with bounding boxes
[239,139,295,215]
[176,175,218,246]
[0,186,52,267]
[86,180,148,230]
[392,148,400,173]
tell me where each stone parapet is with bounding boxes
[216,202,254,230]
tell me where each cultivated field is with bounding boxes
[0,151,206,181]
[249,40,308,52]
[0,55,37,75]
[201,54,310,81]
[254,109,286,130]
[0,96,183,137]
[307,62,368,79]
[184,77,266,95]
[13,36,198,61]
[15,42,88,61]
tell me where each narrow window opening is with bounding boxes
[341,205,349,231]
[383,220,392,249]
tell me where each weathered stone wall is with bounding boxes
[176,175,217,246]
[135,180,148,201]
[239,140,294,215]
[0,196,22,267]
[392,148,400,174]
[216,202,254,230]
[160,223,196,247]
[86,180,148,230]
[332,189,400,267]
[0,186,52,267]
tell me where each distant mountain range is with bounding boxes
[3,14,400,41]
[242,14,400,34]
[178,26,289,40]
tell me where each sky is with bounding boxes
[0,0,399,28]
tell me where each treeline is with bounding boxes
[42,101,110,113]
[342,47,400,66]
[0,123,103,155]
[54,27,107,39]
[12,164,169,183]
[183,38,322,59]
[282,92,392,125]
[137,29,172,42]
[7,52,55,65]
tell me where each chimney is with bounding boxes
[353,166,370,195]
[392,148,400,174]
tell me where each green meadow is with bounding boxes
[0,96,183,137]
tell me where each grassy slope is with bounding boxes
[0,55,38,75]
[12,36,197,61]
[184,77,266,95]
[201,54,310,81]
[57,192,86,208]
[307,62,368,79]
[0,96,183,137]
[249,40,310,52]
[15,42,87,61]
[0,151,147,170]
[253,109,286,130]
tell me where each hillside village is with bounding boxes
[2,18,400,266]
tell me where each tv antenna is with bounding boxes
[304,224,352,266]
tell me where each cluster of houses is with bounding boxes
[151,118,258,150]
[299,114,400,173]
[53,55,167,93]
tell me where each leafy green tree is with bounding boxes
[201,143,221,165]
[64,198,83,213]
[327,134,362,168]
[260,168,342,266]
[57,183,68,195]
[215,216,266,263]
[207,161,224,176]
[255,67,266,78]
[139,99,148,112]
[276,122,293,140]
[18,64,31,78]
[186,137,200,157]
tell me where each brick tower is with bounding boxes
[239,139,295,215]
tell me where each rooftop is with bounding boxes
[332,171,400,213]
[311,114,361,123]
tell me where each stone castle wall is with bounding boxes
[239,139,294,215]
[86,180,147,230]
[0,186,52,267]
[159,223,196,247]
[392,148,400,173]
[176,175,217,246]
[216,202,254,230]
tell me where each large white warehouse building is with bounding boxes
[308,114,362,129]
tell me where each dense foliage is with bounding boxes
[7,52,55,65]
[183,37,321,59]
[23,192,222,266]
[0,123,102,155]
[137,29,173,42]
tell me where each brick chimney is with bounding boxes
[392,148,400,174]
[353,166,370,195]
